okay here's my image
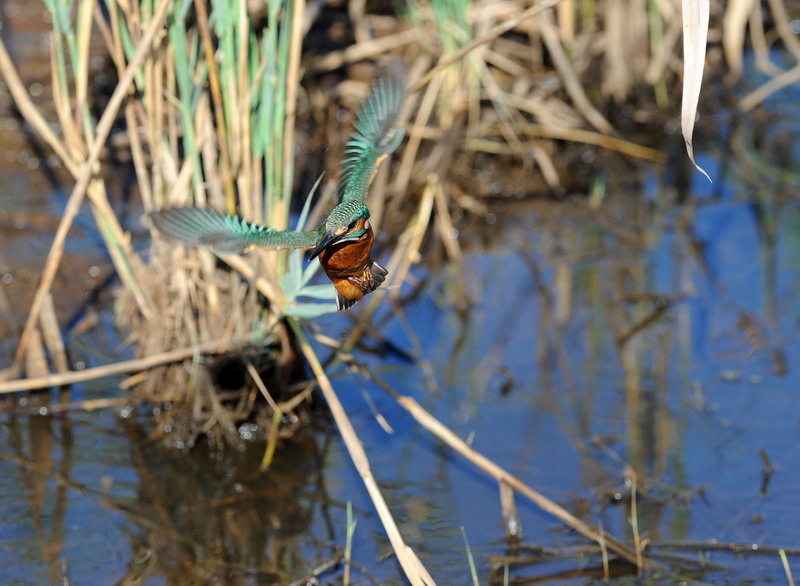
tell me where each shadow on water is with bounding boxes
[0,406,353,585]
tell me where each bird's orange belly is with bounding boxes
[330,273,372,302]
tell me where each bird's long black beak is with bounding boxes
[309,231,340,260]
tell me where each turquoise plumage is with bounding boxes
[149,207,321,254]
[337,59,406,203]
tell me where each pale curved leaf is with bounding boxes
[682,0,712,182]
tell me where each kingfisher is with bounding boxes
[149,60,406,311]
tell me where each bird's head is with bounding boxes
[309,202,372,260]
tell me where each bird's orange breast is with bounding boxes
[317,220,381,303]
[317,220,374,279]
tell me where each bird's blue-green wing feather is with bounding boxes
[337,60,407,203]
[150,207,320,253]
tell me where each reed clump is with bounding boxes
[105,0,321,445]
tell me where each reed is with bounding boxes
[101,0,351,440]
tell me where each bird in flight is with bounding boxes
[150,60,406,311]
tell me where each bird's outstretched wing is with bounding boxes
[337,60,407,203]
[149,207,320,254]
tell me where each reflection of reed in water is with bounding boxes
[117,423,325,585]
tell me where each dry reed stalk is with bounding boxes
[39,293,69,375]
[723,0,756,80]
[308,29,421,73]
[472,55,526,155]
[0,42,75,175]
[391,57,443,203]
[433,180,464,262]
[409,0,564,95]
[739,64,800,111]
[1,0,172,380]
[499,480,522,540]
[780,549,797,586]
[599,521,610,581]
[539,9,615,135]
[467,123,666,162]
[23,329,49,380]
[0,287,16,343]
[282,0,307,218]
[290,322,436,586]
[0,336,254,395]
[766,0,800,61]
[603,0,634,100]
[193,0,236,211]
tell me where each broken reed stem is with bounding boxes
[358,367,653,571]
[289,320,436,586]
[0,336,254,394]
[398,394,648,568]
[7,0,172,375]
